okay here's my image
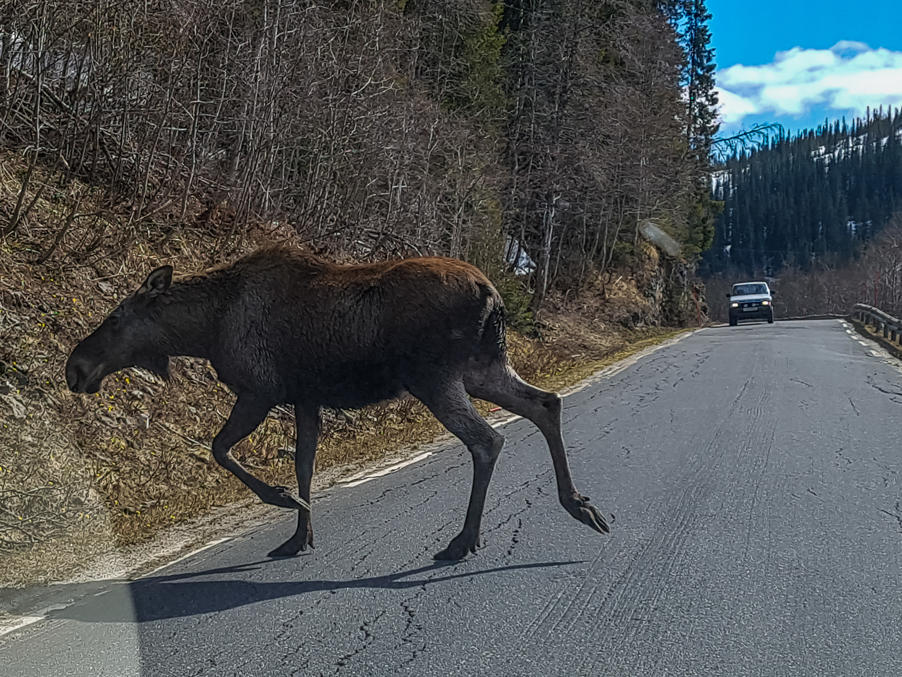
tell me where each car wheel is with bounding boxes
[729,315,737,326]
[767,312,774,324]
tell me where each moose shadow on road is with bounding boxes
[44,559,584,624]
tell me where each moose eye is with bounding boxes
[109,313,122,329]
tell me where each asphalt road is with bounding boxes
[2,319,902,677]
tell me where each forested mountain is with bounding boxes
[703,109,902,276]
[0,0,718,313]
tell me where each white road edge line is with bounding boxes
[850,327,902,376]
[490,414,521,429]
[0,604,70,638]
[341,451,435,488]
[0,329,702,639]
[562,330,700,398]
[143,537,232,577]
[0,538,235,639]
[337,330,700,490]
[0,615,44,638]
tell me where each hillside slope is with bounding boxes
[0,151,702,585]
[0,0,715,585]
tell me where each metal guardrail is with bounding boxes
[852,303,902,343]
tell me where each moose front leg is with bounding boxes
[268,405,321,558]
[212,396,308,511]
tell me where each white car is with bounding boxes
[727,281,774,326]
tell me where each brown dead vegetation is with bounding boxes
[0,0,712,584]
[0,150,689,585]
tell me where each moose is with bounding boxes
[66,247,609,560]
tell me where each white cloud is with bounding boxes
[717,42,902,126]
[716,87,759,124]
[832,40,871,54]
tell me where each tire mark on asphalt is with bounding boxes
[576,376,763,675]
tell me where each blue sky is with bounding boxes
[708,0,902,135]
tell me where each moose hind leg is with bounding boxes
[464,363,609,535]
[414,380,504,560]
[212,396,308,511]
[269,406,321,558]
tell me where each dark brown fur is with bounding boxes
[66,247,608,559]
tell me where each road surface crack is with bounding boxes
[866,374,902,400]
[328,609,389,675]
[878,501,902,533]
[834,448,853,466]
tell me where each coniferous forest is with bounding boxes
[703,109,902,277]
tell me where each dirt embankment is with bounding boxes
[0,154,698,587]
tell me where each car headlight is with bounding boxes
[731,302,739,308]
[761,300,770,305]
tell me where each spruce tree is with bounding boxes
[704,110,902,276]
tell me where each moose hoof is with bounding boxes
[268,541,303,558]
[562,493,610,535]
[263,486,307,510]
[433,534,479,561]
[267,528,314,558]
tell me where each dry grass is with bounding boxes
[0,151,690,586]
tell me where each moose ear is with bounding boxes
[138,265,173,299]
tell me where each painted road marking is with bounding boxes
[1,537,234,640]
[144,537,232,577]
[564,330,700,398]
[338,331,700,489]
[0,615,43,638]
[1,329,702,638]
[0,604,69,638]
[341,451,434,488]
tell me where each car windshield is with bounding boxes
[732,284,768,296]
